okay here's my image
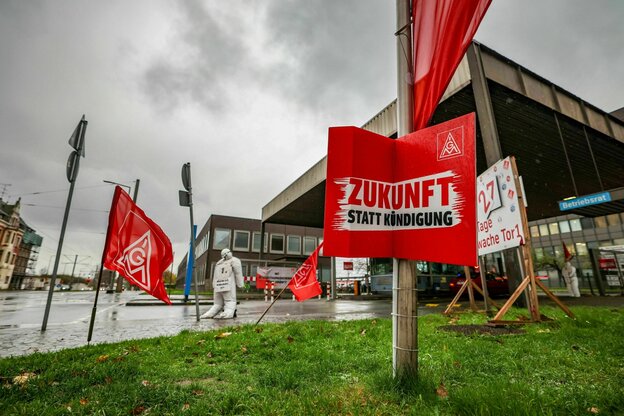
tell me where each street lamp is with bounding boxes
[102,179,140,203]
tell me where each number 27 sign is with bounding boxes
[477,156,525,256]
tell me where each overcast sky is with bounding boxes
[1,1,622,277]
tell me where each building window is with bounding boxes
[270,234,284,253]
[530,226,540,238]
[252,232,262,253]
[287,235,301,255]
[580,218,594,230]
[594,216,608,228]
[606,214,621,226]
[212,228,231,250]
[570,219,582,232]
[303,236,317,255]
[534,247,544,261]
[538,224,549,237]
[575,243,588,256]
[233,230,251,251]
[548,222,559,235]
[558,220,570,234]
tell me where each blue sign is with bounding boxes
[184,225,197,298]
[559,192,611,211]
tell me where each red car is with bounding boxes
[448,270,509,297]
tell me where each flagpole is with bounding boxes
[255,278,292,326]
[87,187,118,343]
[87,248,108,343]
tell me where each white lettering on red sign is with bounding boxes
[331,170,463,231]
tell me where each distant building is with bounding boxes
[0,198,44,290]
[177,214,328,292]
[0,198,24,289]
[11,223,43,289]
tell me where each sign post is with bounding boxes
[179,163,200,321]
[42,115,87,332]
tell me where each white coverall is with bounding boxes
[561,261,580,297]
[201,252,244,319]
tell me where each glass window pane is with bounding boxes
[575,243,588,256]
[303,236,316,255]
[580,218,594,230]
[548,222,559,235]
[252,232,261,252]
[534,247,544,261]
[213,228,231,250]
[233,230,250,251]
[558,220,570,234]
[570,219,582,232]
[287,235,301,254]
[606,214,620,226]
[530,226,540,238]
[538,224,549,236]
[270,234,284,253]
[594,216,608,228]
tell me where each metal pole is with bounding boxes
[189,203,200,320]
[69,254,78,289]
[42,115,87,331]
[87,249,108,343]
[42,180,77,330]
[132,179,140,203]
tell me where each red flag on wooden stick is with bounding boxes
[103,186,173,304]
[288,242,323,302]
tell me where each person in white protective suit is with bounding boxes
[201,248,244,319]
[561,260,581,297]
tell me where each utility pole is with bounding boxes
[0,183,11,200]
[393,0,418,379]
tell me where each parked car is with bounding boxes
[448,269,509,297]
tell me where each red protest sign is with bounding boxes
[323,113,476,266]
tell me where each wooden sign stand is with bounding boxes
[488,157,574,325]
[443,265,501,315]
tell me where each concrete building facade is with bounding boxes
[260,42,624,296]
[177,214,328,292]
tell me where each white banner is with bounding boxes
[477,157,525,255]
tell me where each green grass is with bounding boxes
[1,306,623,415]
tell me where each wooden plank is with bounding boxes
[470,279,501,309]
[464,266,477,311]
[443,276,470,315]
[396,259,418,377]
[490,275,530,322]
[535,279,575,318]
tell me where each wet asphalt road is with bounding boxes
[0,291,406,358]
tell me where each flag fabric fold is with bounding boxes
[412,0,492,130]
[288,242,323,302]
[103,186,173,304]
[563,242,573,262]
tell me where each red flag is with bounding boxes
[562,242,573,262]
[103,186,173,304]
[412,0,491,130]
[288,242,323,302]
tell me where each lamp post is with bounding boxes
[102,179,140,203]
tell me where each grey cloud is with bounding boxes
[141,0,252,114]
